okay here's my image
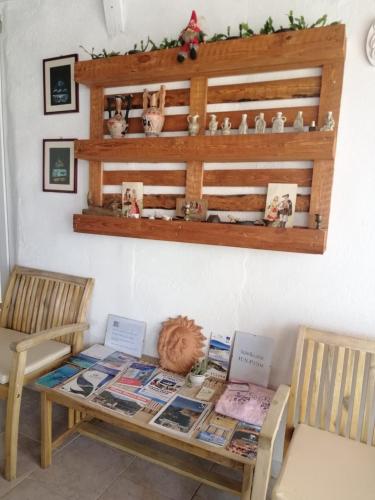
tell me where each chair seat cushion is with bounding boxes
[272,423,375,500]
[0,328,71,384]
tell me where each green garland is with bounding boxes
[81,11,339,59]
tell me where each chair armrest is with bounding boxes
[10,322,89,352]
[251,384,290,500]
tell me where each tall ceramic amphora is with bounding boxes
[142,85,166,137]
[107,96,126,138]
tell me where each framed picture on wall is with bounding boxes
[43,139,77,193]
[43,54,79,114]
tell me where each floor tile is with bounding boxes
[98,474,175,500]
[0,433,40,497]
[30,435,134,500]
[193,484,239,500]
[1,478,68,500]
[122,457,200,500]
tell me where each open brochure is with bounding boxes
[91,385,150,417]
[137,371,185,403]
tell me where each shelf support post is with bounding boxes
[89,86,104,206]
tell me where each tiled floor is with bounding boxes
[0,389,273,500]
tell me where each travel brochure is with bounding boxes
[91,386,150,417]
[117,362,157,388]
[196,412,237,447]
[60,364,115,398]
[227,421,260,459]
[206,332,234,380]
[137,371,186,403]
[35,364,81,388]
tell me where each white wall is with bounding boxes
[0,0,374,386]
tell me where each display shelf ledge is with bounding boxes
[73,214,327,254]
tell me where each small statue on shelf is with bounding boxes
[221,117,232,135]
[272,112,287,133]
[255,113,266,134]
[187,114,200,136]
[238,114,248,135]
[320,111,335,131]
[142,85,166,137]
[208,114,218,135]
[107,95,132,138]
[177,10,205,63]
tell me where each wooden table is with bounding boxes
[39,382,289,500]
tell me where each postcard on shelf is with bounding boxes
[91,386,150,417]
[80,344,115,361]
[105,314,146,359]
[206,332,234,380]
[121,182,143,218]
[36,364,81,388]
[59,365,115,398]
[229,331,274,387]
[150,395,212,437]
[137,371,186,403]
[116,362,157,388]
[264,183,298,228]
[68,353,99,369]
[227,421,260,459]
[175,198,208,221]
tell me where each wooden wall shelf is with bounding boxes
[73,24,345,254]
[75,132,335,163]
[73,214,327,254]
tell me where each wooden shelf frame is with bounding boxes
[73,24,346,254]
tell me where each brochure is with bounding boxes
[68,353,99,369]
[196,413,236,447]
[116,362,157,388]
[59,365,115,398]
[80,343,116,361]
[91,386,150,417]
[98,351,135,372]
[206,332,234,380]
[137,371,185,403]
[227,421,260,459]
[150,395,211,436]
[36,363,81,388]
[105,314,146,359]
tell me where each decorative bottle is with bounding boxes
[142,85,166,137]
[320,111,335,131]
[238,114,248,135]
[293,111,304,132]
[271,112,287,133]
[255,112,266,134]
[187,115,200,136]
[208,114,218,136]
[107,96,126,138]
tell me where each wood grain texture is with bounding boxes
[308,160,334,229]
[89,87,104,206]
[101,194,310,212]
[73,214,326,254]
[75,25,345,87]
[103,169,186,186]
[318,62,345,129]
[75,132,335,163]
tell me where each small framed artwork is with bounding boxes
[43,139,77,193]
[43,54,79,114]
[264,183,298,228]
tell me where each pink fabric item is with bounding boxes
[215,383,275,426]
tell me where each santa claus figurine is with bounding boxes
[177,10,205,63]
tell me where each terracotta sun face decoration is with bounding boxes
[158,316,205,375]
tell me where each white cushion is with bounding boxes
[272,423,375,500]
[0,327,71,384]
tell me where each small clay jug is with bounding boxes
[255,112,266,134]
[208,114,218,135]
[272,112,287,133]
[187,114,200,136]
[107,96,126,138]
[221,117,232,135]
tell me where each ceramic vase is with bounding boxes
[208,114,218,135]
[187,114,200,136]
[221,117,232,135]
[107,96,126,139]
[293,111,304,132]
[255,112,266,134]
[142,85,166,137]
[272,112,287,133]
[238,114,248,135]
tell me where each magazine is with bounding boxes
[227,421,260,459]
[196,413,237,447]
[36,364,81,388]
[59,365,115,398]
[95,351,135,374]
[68,353,99,369]
[91,386,150,417]
[80,343,116,360]
[206,332,234,380]
[117,362,157,388]
[137,371,186,403]
[150,395,211,436]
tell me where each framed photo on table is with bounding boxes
[43,139,77,193]
[43,54,78,114]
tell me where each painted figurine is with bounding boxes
[277,194,293,228]
[142,85,166,137]
[272,112,287,133]
[320,111,335,131]
[221,117,232,135]
[187,114,200,136]
[238,114,248,135]
[177,10,205,63]
[255,112,266,134]
[208,114,218,135]
[107,95,132,138]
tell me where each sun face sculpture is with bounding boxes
[158,316,205,375]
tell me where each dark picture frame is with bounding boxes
[43,54,79,114]
[43,139,77,193]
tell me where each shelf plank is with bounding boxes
[73,214,326,254]
[89,87,104,206]
[75,25,345,87]
[75,132,335,163]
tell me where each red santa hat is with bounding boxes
[188,10,198,27]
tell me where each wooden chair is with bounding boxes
[272,326,375,500]
[0,266,94,480]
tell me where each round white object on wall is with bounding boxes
[366,21,375,66]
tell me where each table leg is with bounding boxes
[68,408,75,429]
[241,464,253,500]
[41,393,52,468]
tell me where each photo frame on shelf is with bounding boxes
[43,54,79,114]
[43,139,77,193]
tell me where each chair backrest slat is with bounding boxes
[0,266,94,347]
[288,326,375,446]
